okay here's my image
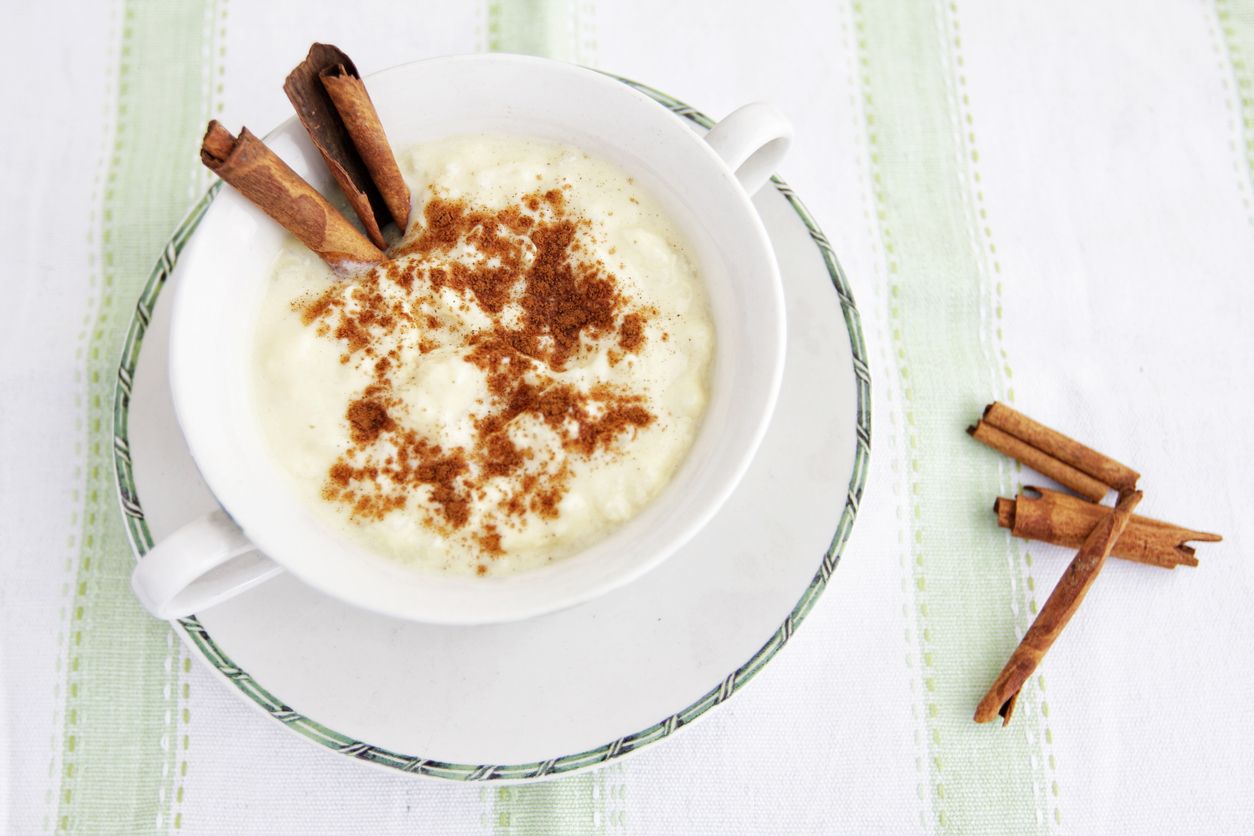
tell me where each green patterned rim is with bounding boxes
[112,78,872,781]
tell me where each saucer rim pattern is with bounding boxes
[111,77,872,782]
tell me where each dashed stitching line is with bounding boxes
[1213,0,1254,228]
[54,3,123,831]
[840,1,930,828]
[850,1,945,826]
[941,1,1058,827]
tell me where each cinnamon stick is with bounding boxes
[320,62,410,230]
[975,490,1142,725]
[995,488,1219,569]
[984,402,1140,492]
[199,121,384,273]
[284,43,391,248]
[968,421,1109,501]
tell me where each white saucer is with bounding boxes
[113,80,871,781]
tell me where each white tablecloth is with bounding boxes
[3,0,1252,832]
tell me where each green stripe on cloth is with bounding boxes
[850,0,1052,830]
[1216,0,1254,206]
[492,769,613,835]
[485,1,609,832]
[487,0,591,62]
[55,0,217,831]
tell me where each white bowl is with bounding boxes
[135,54,788,624]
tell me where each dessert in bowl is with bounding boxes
[258,135,714,577]
[131,51,789,624]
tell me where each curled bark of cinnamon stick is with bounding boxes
[975,490,1142,725]
[984,402,1139,492]
[995,487,1219,569]
[199,121,384,273]
[320,63,410,230]
[968,421,1109,501]
[285,43,392,248]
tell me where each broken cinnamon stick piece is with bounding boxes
[320,63,410,230]
[994,488,1219,569]
[285,43,390,248]
[975,490,1142,725]
[984,402,1140,492]
[968,421,1109,502]
[199,121,384,273]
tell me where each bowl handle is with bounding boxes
[702,102,793,196]
[131,509,283,619]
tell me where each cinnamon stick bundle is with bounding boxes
[969,402,1140,501]
[199,121,384,273]
[285,43,409,248]
[975,490,1143,724]
[995,487,1219,569]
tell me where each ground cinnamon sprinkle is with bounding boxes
[478,525,504,556]
[299,289,336,325]
[303,186,656,565]
[619,311,646,353]
[346,396,392,444]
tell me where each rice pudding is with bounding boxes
[253,135,713,576]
